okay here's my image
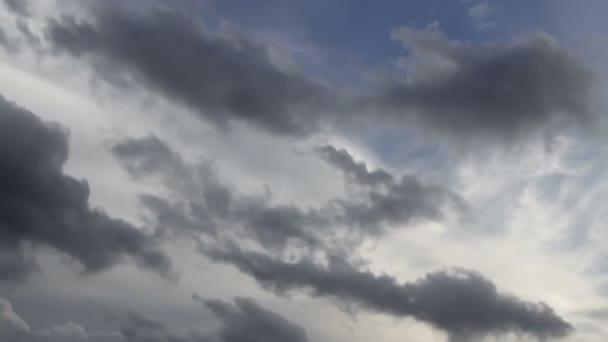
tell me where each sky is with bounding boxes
[0,0,607,341]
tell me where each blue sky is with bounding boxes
[209,0,553,68]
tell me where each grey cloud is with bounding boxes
[206,245,573,341]
[45,3,332,136]
[367,26,592,144]
[38,2,592,145]
[196,296,309,342]
[0,297,123,342]
[316,144,464,235]
[336,173,462,234]
[315,145,393,187]
[118,312,206,342]
[0,95,171,282]
[0,296,308,342]
[3,0,29,16]
[0,245,38,283]
[113,136,323,251]
[113,136,459,251]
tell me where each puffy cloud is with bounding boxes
[0,95,171,282]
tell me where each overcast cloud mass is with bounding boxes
[0,0,607,341]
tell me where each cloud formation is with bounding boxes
[0,296,308,342]
[366,25,593,144]
[197,296,309,342]
[112,136,459,251]
[206,245,573,341]
[45,3,332,136]
[2,0,29,17]
[0,95,171,282]
[37,1,593,147]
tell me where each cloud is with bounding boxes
[0,95,171,282]
[315,145,393,187]
[35,2,593,148]
[196,296,309,342]
[1,297,123,341]
[2,0,29,17]
[0,297,30,340]
[206,245,573,341]
[44,2,332,136]
[365,26,592,145]
[0,296,309,342]
[112,136,460,252]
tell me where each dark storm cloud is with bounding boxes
[0,95,171,282]
[206,246,573,341]
[367,26,593,143]
[113,136,459,251]
[45,3,332,136]
[196,296,309,342]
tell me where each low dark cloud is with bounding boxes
[0,95,171,282]
[366,26,593,144]
[206,245,573,341]
[45,3,332,136]
[196,296,309,342]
